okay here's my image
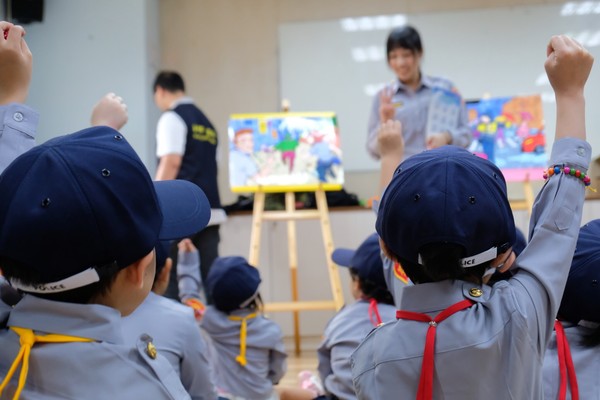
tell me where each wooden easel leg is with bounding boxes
[523,175,534,216]
[249,191,265,267]
[285,192,301,356]
[315,189,344,310]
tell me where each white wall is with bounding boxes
[23,0,160,169]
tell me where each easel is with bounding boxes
[249,187,344,355]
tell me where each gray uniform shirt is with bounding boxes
[177,248,206,304]
[0,103,38,173]
[201,307,287,399]
[352,138,591,399]
[317,300,397,400]
[366,75,471,161]
[543,322,600,399]
[122,292,217,400]
[0,294,190,400]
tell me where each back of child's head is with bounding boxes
[376,146,516,285]
[558,220,600,344]
[153,71,185,93]
[207,256,262,313]
[0,127,210,304]
[332,233,394,305]
[386,25,423,57]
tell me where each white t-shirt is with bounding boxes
[155,98,194,157]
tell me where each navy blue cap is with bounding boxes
[559,219,600,323]
[207,256,261,312]
[0,127,210,292]
[332,233,386,288]
[376,146,516,268]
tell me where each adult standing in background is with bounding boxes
[153,71,226,303]
[366,25,471,161]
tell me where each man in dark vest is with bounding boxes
[153,71,225,304]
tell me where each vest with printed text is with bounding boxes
[172,103,221,208]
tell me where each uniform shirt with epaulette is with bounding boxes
[0,295,191,400]
[200,307,287,400]
[122,292,216,400]
[351,138,591,399]
[317,299,396,400]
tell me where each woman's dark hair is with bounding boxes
[386,25,423,58]
[153,71,185,93]
[350,268,394,306]
[0,256,122,304]
[396,243,490,285]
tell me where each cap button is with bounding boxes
[146,341,157,359]
[469,288,483,297]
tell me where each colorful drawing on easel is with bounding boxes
[227,112,344,192]
[466,94,547,182]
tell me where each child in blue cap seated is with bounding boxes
[0,123,211,399]
[351,36,593,399]
[201,256,287,400]
[543,219,600,399]
[315,233,396,400]
[122,241,217,399]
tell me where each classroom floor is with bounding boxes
[278,336,321,389]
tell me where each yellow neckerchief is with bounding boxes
[0,327,95,400]
[227,313,257,367]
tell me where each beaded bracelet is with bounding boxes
[543,165,591,186]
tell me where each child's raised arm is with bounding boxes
[545,35,593,142]
[91,93,128,130]
[0,22,31,105]
[378,119,404,193]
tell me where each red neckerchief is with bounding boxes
[396,299,475,400]
[554,320,579,400]
[368,298,383,326]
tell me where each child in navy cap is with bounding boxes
[201,256,287,400]
[122,241,217,399]
[351,36,593,399]
[543,219,600,399]
[317,233,396,399]
[0,121,211,399]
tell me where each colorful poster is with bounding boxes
[466,94,547,182]
[228,112,344,192]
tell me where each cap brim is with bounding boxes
[154,180,211,240]
[331,248,354,267]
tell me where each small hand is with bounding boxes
[378,119,404,158]
[426,132,452,149]
[177,238,197,253]
[378,87,396,122]
[90,92,128,130]
[0,22,31,105]
[545,35,593,98]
